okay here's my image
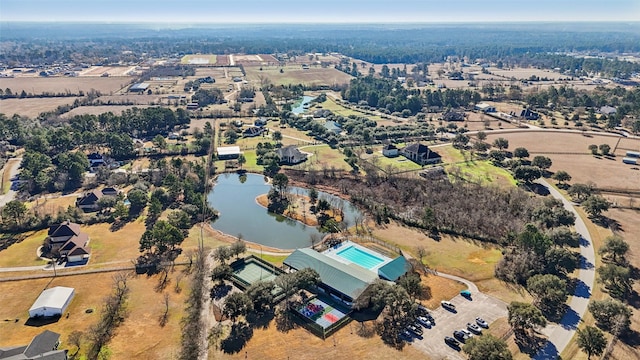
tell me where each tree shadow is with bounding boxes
[109,219,128,232]
[578,254,595,270]
[620,329,640,347]
[211,284,232,300]
[221,322,253,354]
[519,332,553,358]
[569,278,592,299]
[626,289,640,309]
[558,306,580,331]
[529,183,550,196]
[245,310,274,330]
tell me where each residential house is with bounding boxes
[382,144,399,157]
[401,143,441,165]
[475,103,496,113]
[276,146,308,165]
[442,110,465,121]
[87,153,105,167]
[0,330,67,360]
[242,126,264,138]
[520,108,539,120]
[76,187,119,212]
[44,221,90,263]
[324,121,342,134]
[598,106,617,116]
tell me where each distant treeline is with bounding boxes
[2,23,640,75]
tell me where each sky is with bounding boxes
[1,0,638,23]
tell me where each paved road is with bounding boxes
[0,158,22,208]
[533,179,596,360]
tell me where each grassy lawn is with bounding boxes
[371,223,529,304]
[318,97,386,122]
[0,230,48,267]
[437,144,517,187]
[299,144,351,171]
[84,220,147,265]
[366,154,423,172]
[0,271,187,360]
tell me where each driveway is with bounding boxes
[533,179,596,359]
[0,158,22,208]
[409,277,508,360]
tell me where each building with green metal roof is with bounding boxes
[283,248,378,302]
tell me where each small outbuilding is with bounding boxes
[28,287,75,318]
[382,144,399,157]
[217,146,241,160]
[475,103,496,113]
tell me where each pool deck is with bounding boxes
[322,240,392,272]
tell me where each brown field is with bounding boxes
[0,97,79,117]
[0,77,130,95]
[604,208,640,360]
[27,194,78,217]
[0,271,186,360]
[489,67,567,81]
[78,66,137,77]
[244,66,353,87]
[92,94,166,104]
[214,316,427,360]
[195,67,229,78]
[485,131,640,189]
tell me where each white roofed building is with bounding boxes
[28,287,75,318]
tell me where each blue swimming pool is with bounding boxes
[336,246,385,269]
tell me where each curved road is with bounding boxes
[0,158,22,208]
[533,179,596,360]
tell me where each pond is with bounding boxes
[291,95,316,115]
[207,173,362,249]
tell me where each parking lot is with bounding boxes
[408,291,508,360]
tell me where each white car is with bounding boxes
[467,322,482,334]
[476,317,489,328]
[417,316,432,328]
[441,301,456,310]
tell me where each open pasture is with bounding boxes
[486,131,640,189]
[181,54,217,65]
[0,76,130,95]
[0,271,187,360]
[244,66,352,87]
[0,97,79,117]
[62,105,153,118]
[78,66,137,77]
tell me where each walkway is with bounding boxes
[533,179,596,359]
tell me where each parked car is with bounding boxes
[444,336,460,347]
[476,317,489,328]
[460,328,473,338]
[417,316,432,328]
[441,300,456,311]
[417,304,430,316]
[467,322,482,334]
[407,324,423,336]
[453,330,469,341]
[400,329,413,341]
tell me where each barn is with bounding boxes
[28,286,75,318]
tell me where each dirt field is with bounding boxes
[181,54,218,65]
[0,77,131,95]
[485,131,640,189]
[244,66,353,87]
[0,271,187,360]
[78,66,137,77]
[0,97,79,117]
[213,316,427,360]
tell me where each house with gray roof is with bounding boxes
[283,248,377,302]
[276,146,308,165]
[401,143,441,165]
[0,330,67,360]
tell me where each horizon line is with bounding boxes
[2,20,640,25]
